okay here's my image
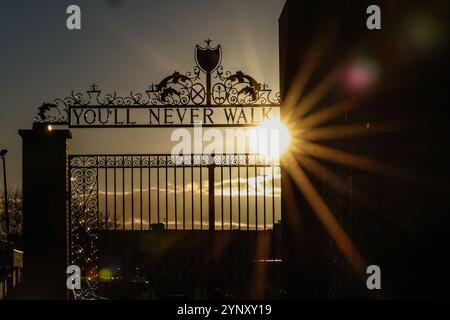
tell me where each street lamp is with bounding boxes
[0,149,9,244]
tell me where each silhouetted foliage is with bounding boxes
[0,188,23,243]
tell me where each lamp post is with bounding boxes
[0,149,9,245]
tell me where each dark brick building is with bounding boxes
[279,0,450,298]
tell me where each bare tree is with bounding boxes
[0,188,23,244]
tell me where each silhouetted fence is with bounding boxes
[0,242,23,299]
[69,153,284,298]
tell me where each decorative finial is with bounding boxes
[149,83,158,91]
[90,83,99,92]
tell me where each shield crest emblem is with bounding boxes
[195,41,222,73]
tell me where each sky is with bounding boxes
[0,0,285,190]
[94,165,282,230]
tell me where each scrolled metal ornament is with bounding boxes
[35,40,279,125]
[69,162,99,284]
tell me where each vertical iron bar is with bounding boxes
[247,156,251,297]
[95,156,99,277]
[122,156,125,230]
[168,170,171,290]
[246,155,249,231]
[206,71,215,298]
[157,157,160,224]
[237,157,242,294]
[114,156,117,231]
[148,157,151,229]
[174,161,177,230]
[208,154,216,293]
[229,157,232,231]
[131,156,134,230]
[208,155,215,231]
[183,159,186,230]
[105,159,108,231]
[264,166,267,231]
[255,163,258,231]
[228,155,233,292]
[191,156,194,229]
[166,155,168,229]
[190,157,195,292]
[200,160,203,230]
[272,162,276,295]
[221,161,224,230]
[272,164,275,229]
[238,155,241,230]
[140,156,143,230]
[96,156,99,231]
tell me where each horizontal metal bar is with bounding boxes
[69,153,271,157]
[69,104,280,109]
[68,154,280,168]
[68,123,270,128]
[70,164,277,168]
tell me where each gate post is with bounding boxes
[16,122,71,299]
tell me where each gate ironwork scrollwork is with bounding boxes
[69,157,99,280]
[35,40,280,125]
[35,41,282,298]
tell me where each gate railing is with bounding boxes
[0,242,23,300]
[69,153,282,294]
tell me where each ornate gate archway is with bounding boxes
[36,41,283,299]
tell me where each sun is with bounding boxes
[248,118,292,159]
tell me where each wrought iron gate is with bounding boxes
[69,154,282,298]
[36,40,283,298]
